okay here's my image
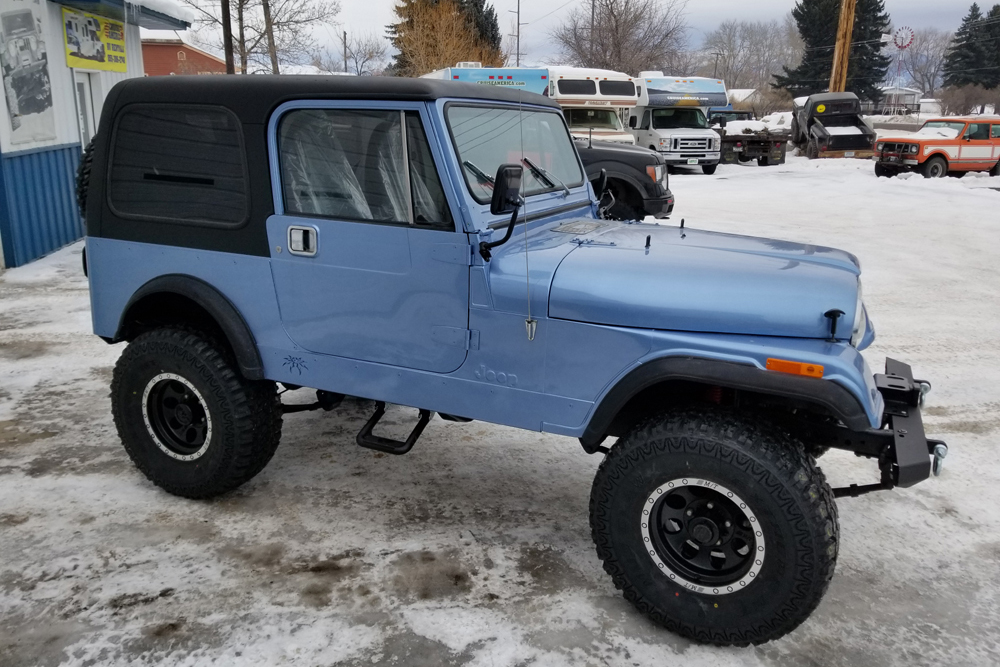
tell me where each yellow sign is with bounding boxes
[816,104,827,113]
[62,8,127,72]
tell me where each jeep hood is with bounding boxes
[548,223,861,340]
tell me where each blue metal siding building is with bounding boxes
[0,0,189,269]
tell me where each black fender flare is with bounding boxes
[116,274,264,380]
[584,163,649,201]
[579,356,871,453]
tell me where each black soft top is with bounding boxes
[104,75,560,124]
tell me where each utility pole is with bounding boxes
[220,0,235,73]
[261,0,279,74]
[508,2,526,67]
[343,30,348,73]
[829,0,857,92]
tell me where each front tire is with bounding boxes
[702,164,718,175]
[874,163,895,178]
[111,328,282,499]
[590,409,838,646]
[922,156,947,178]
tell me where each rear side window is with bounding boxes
[994,124,1000,139]
[109,105,248,226]
[558,79,596,95]
[599,80,634,96]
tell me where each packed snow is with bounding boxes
[1,156,999,666]
[761,111,793,128]
[722,120,767,135]
[822,125,864,136]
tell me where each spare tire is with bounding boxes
[76,139,95,217]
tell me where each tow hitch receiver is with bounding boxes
[826,358,946,498]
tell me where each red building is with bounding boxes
[142,37,226,76]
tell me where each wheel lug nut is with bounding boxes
[716,540,721,545]
[725,521,731,527]
[707,503,714,509]
[686,510,693,517]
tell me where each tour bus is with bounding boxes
[423,63,638,145]
[628,73,728,174]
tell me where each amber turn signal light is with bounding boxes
[766,358,824,378]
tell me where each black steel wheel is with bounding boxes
[112,327,282,498]
[590,408,838,646]
[922,156,947,178]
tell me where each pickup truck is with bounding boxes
[709,112,788,167]
[791,92,876,159]
[575,138,674,219]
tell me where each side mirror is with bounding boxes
[490,164,523,215]
[628,116,637,129]
[719,117,728,128]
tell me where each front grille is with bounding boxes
[881,142,904,153]
[672,137,712,151]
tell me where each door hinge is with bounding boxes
[431,326,479,350]
[468,329,480,350]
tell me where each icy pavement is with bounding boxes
[1,156,999,666]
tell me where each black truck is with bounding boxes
[709,113,788,167]
[575,138,674,221]
[791,92,876,159]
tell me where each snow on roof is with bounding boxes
[727,88,757,103]
[881,85,922,94]
[133,0,195,25]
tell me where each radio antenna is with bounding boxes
[520,90,536,341]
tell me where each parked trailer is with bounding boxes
[709,112,788,167]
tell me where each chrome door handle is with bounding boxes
[287,225,318,257]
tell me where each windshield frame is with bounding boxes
[445,101,586,205]
[651,107,708,130]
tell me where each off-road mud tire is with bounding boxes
[874,163,895,178]
[111,327,282,499]
[590,408,838,646]
[702,164,718,175]
[76,138,95,216]
[922,156,947,178]
[805,140,819,159]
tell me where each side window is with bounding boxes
[109,105,248,226]
[992,124,1000,139]
[278,108,452,228]
[405,112,453,227]
[640,110,651,130]
[965,123,989,140]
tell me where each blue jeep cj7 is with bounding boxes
[80,76,946,645]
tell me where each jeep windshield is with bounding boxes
[563,108,624,131]
[447,105,584,204]
[651,108,708,130]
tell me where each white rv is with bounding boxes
[423,64,638,145]
[629,73,727,174]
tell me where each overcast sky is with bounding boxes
[328,0,969,66]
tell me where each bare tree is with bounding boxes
[552,0,688,74]
[180,0,339,73]
[313,32,389,75]
[701,17,803,91]
[899,28,952,97]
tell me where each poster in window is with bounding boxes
[0,0,56,145]
[62,7,126,73]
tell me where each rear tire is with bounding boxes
[590,408,838,646]
[111,328,283,499]
[702,164,718,175]
[922,156,947,178]
[990,160,1000,177]
[806,140,819,159]
[756,156,770,167]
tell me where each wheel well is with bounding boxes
[924,153,949,166]
[607,177,642,208]
[115,277,265,380]
[600,379,840,443]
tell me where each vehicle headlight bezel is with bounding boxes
[850,282,866,347]
[876,142,885,152]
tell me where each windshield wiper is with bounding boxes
[521,157,569,197]
[463,161,494,188]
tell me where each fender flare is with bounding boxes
[116,274,264,380]
[579,356,871,452]
[584,162,649,198]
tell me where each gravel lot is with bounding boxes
[1,156,998,666]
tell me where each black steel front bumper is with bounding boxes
[642,192,675,219]
[821,358,946,497]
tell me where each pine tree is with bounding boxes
[981,4,1000,88]
[774,0,892,101]
[943,4,988,87]
[459,0,502,57]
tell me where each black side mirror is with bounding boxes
[719,117,728,128]
[628,116,637,129]
[490,164,523,215]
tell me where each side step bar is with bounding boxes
[356,402,431,455]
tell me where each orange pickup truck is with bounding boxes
[874,117,1000,178]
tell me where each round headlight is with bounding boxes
[909,144,919,154]
[876,142,884,151]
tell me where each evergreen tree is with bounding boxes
[943,4,989,87]
[774,0,892,101]
[459,0,502,56]
[982,4,1000,88]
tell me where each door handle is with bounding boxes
[287,225,318,257]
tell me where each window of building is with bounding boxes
[177,51,186,61]
[109,105,248,226]
[278,108,452,228]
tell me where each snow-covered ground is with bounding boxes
[2,156,999,666]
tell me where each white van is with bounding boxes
[629,73,727,174]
